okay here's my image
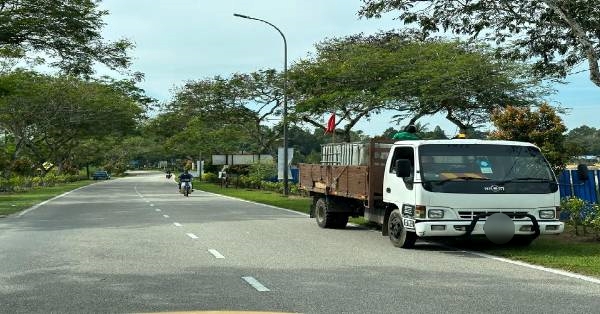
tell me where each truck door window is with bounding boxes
[389,147,414,174]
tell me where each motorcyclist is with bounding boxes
[166,169,172,179]
[178,169,193,190]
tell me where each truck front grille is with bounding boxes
[458,210,529,220]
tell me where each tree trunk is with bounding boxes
[544,0,600,88]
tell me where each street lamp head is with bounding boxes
[233,13,251,19]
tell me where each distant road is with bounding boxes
[1,171,599,313]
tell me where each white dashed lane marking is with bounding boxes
[186,233,198,239]
[208,249,225,259]
[242,276,270,292]
[173,222,182,227]
[163,214,169,218]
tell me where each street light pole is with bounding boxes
[234,13,289,196]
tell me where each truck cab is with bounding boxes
[384,139,564,247]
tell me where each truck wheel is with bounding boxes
[388,209,416,248]
[315,198,336,228]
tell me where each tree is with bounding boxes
[489,103,571,172]
[0,0,133,76]
[168,71,283,155]
[0,70,144,175]
[565,125,600,155]
[359,0,600,88]
[290,32,544,135]
[289,34,400,142]
[419,125,448,140]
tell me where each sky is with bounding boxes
[96,0,600,137]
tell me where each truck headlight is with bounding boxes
[428,209,444,219]
[539,209,555,219]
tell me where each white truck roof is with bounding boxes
[393,139,539,148]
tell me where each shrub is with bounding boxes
[32,176,43,187]
[44,173,57,187]
[202,172,219,183]
[560,197,597,236]
[583,204,600,240]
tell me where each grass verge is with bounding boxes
[0,180,93,217]
[195,181,312,214]
[197,181,600,277]
[481,231,600,277]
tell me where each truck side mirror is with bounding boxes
[576,164,589,181]
[395,159,412,178]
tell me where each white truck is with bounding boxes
[299,139,582,248]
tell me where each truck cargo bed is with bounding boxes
[299,164,369,200]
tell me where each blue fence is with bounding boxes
[558,169,599,220]
[559,169,599,203]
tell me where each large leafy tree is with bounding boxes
[489,103,571,172]
[168,71,284,155]
[359,0,600,88]
[565,125,600,155]
[0,0,133,76]
[386,39,543,131]
[289,34,399,142]
[0,70,143,175]
[290,32,543,136]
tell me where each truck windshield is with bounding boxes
[419,144,558,194]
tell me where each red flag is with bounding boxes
[325,113,335,134]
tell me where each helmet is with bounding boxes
[456,133,467,139]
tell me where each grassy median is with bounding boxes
[197,181,600,277]
[0,180,93,217]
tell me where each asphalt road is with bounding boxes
[1,171,599,314]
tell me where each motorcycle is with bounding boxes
[179,179,192,197]
[166,173,172,179]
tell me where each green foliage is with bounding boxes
[0,173,85,192]
[561,197,588,235]
[202,172,218,183]
[290,31,544,135]
[359,0,600,88]
[560,196,600,239]
[490,103,570,172]
[0,70,145,175]
[0,0,133,76]
[565,125,600,156]
[246,161,277,189]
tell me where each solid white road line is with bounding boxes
[18,185,88,217]
[162,214,169,218]
[173,222,182,227]
[186,233,198,239]
[208,249,225,259]
[242,276,270,292]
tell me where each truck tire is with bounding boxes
[315,198,338,228]
[388,209,416,248]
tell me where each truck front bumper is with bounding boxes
[412,218,564,237]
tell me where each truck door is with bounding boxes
[384,146,416,206]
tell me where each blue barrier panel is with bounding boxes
[290,168,299,183]
[558,170,573,199]
[571,170,598,204]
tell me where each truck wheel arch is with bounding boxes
[381,204,397,236]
